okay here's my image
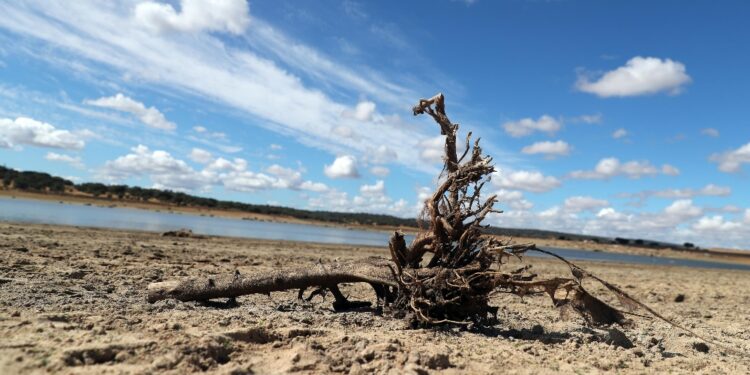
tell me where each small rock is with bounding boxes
[14,247,29,252]
[692,342,709,353]
[604,328,634,349]
[67,270,88,280]
[423,353,452,370]
[674,294,686,303]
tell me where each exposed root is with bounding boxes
[147,93,736,353]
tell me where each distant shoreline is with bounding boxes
[0,189,416,234]
[2,189,749,266]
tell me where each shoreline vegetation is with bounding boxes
[1,165,748,264]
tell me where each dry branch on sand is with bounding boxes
[148,93,723,346]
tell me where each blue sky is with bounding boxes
[1,0,749,248]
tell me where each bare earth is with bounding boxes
[1,223,749,374]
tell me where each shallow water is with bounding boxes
[2,196,749,271]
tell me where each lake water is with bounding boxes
[2,196,749,272]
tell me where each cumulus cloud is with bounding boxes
[692,215,742,232]
[189,148,213,164]
[502,115,561,137]
[102,145,207,190]
[564,196,609,213]
[0,117,84,150]
[612,128,628,139]
[521,140,571,158]
[492,170,561,193]
[101,144,327,193]
[495,189,534,211]
[360,180,385,196]
[568,157,677,180]
[45,152,84,169]
[85,93,176,131]
[664,199,703,221]
[135,0,250,35]
[343,100,376,122]
[324,155,359,179]
[701,128,720,138]
[576,56,691,97]
[308,180,412,217]
[710,142,750,173]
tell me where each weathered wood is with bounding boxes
[147,257,398,304]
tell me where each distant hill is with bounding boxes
[0,165,701,251]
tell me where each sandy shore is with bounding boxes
[1,223,749,374]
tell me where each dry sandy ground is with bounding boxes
[1,223,749,374]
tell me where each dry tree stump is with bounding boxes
[148,93,722,346]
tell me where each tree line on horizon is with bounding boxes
[0,165,417,227]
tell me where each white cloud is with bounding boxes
[324,155,359,179]
[0,117,84,150]
[710,142,750,173]
[135,0,250,35]
[418,136,445,164]
[664,199,703,220]
[568,157,676,180]
[0,3,438,174]
[521,140,571,157]
[332,125,357,140]
[492,170,561,193]
[189,148,213,164]
[576,56,691,97]
[102,144,209,191]
[564,196,609,213]
[692,215,742,232]
[612,128,628,139]
[270,143,283,150]
[619,184,731,204]
[193,125,207,133]
[369,166,390,177]
[344,100,376,122]
[367,145,398,164]
[701,128,720,138]
[502,115,561,137]
[262,164,328,192]
[360,180,385,196]
[45,152,84,169]
[495,189,534,211]
[85,93,176,131]
[101,144,327,193]
[596,207,628,221]
[308,180,413,218]
[661,164,680,176]
[493,196,747,249]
